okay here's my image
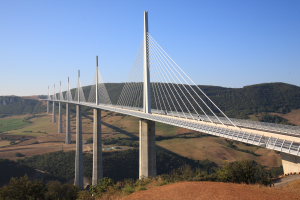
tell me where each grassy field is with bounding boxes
[157,137,281,167]
[5,114,56,136]
[0,116,31,133]
[0,110,284,167]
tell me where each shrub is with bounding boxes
[15,152,25,157]
[0,176,46,200]
[91,177,114,196]
[45,181,78,200]
[217,160,271,185]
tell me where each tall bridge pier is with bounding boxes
[92,56,103,185]
[139,119,156,178]
[52,102,56,123]
[74,104,83,189]
[139,11,156,179]
[52,84,56,123]
[58,82,63,134]
[74,71,84,189]
[58,102,63,133]
[65,103,71,144]
[92,108,103,185]
[65,77,71,144]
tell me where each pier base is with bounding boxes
[58,102,63,133]
[52,102,56,123]
[92,109,103,185]
[65,103,71,144]
[74,105,83,189]
[139,119,156,179]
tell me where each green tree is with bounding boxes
[217,160,271,185]
[0,176,46,200]
[45,181,78,200]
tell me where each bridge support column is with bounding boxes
[65,103,71,144]
[52,102,56,123]
[92,108,103,185]
[281,153,300,175]
[58,102,63,133]
[74,105,83,189]
[47,101,49,114]
[139,119,156,179]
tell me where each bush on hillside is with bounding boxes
[217,160,271,185]
[0,176,78,200]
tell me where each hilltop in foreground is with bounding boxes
[122,181,300,200]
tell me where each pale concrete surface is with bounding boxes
[139,119,156,178]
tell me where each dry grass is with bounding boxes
[121,181,300,200]
[157,137,281,167]
[274,109,300,125]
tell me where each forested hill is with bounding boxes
[197,82,300,118]
[1,82,300,119]
[0,96,44,117]
[104,82,300,118]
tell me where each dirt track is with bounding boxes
[122,181,300,200]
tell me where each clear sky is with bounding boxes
[0,0,299,96]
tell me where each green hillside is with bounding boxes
[2,82,300,119]
[0,96,45,117]
[104,82,300,118]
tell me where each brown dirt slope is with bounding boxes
[122,181,300,200]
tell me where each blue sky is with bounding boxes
[0,0,299,96]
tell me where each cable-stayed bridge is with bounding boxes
[45,12,300,189]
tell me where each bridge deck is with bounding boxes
[48,100,300,157]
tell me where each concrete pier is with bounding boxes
[92,108,103,185]
[74,105,83,189]
[47,101,49,114]
[58,102,63,133]
[65,103,71,144]
[139,119,156,178]
[52,102,56,123]
[281,153,300,174]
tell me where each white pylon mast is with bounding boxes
[143,11,151,113]
[78,70,80,103]
[48,86,50,100]
[96,56,99,105]
[60,81,62,100]
[53,84,56,100]
[68,77,70,101]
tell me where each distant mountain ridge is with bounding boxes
[104,82,300,118]
[0,96,44,117]
[1,82,300,119]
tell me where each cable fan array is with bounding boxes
[88,70,112,105]
[148,33,236,127]
[116,43,144,109]
[48,33,235,127]
[49,68,111,105]
[114,33,236,127]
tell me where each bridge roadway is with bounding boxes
[50,99,300,157]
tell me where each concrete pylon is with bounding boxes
[52,102,56,123]
[47,101,49,114]
[58,102,63,133]
[74,104,83,189]
[139,11,156,179]
[139,119,156,178]
[47,86,50,114]
[92,55,103,185]
[92,108,103,185]
[65,103,71,144]
[143,11,151,114]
